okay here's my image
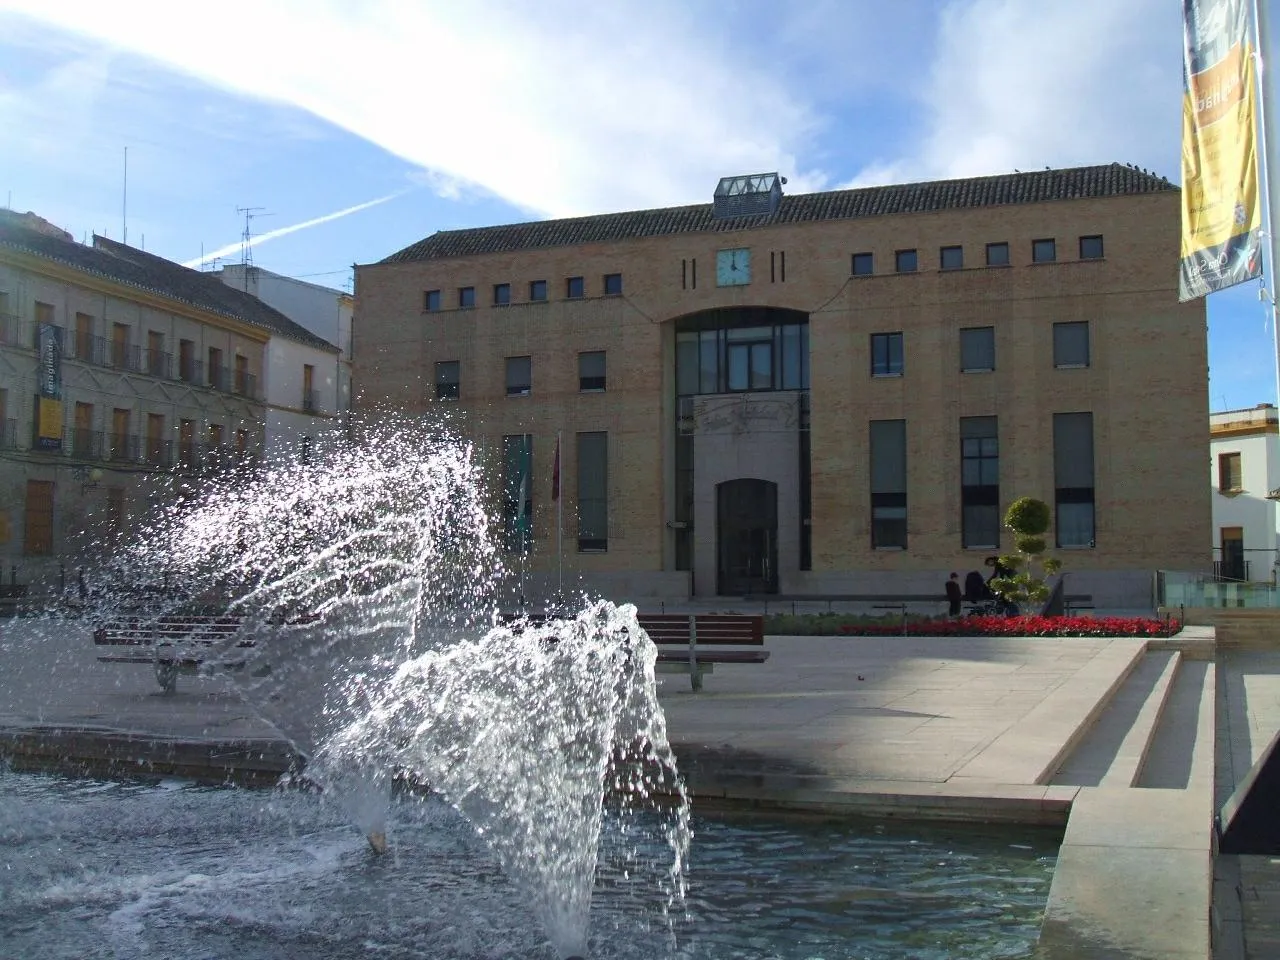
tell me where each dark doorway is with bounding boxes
[717,478,778,595]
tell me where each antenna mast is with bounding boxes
[236,206,269,291]
[122,147,128,246]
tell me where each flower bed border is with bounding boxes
[835,613,1179,638]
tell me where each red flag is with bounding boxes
[551,435,560,501]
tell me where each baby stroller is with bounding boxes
[963,570,1002,616]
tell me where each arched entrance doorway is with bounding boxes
[717,478,778,595]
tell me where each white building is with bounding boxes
[1209,403,1279,582]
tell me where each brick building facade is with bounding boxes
[352,164,1210,608]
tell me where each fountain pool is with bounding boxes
[0,771,1059,959]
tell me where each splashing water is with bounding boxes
[86,417,691,957]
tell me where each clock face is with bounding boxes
[716,248,751,286]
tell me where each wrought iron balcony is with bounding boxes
[1213,559,1251,582]
[0,418,16,450]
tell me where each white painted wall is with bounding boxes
[263,336,340,455]
[1209,408,1279,582]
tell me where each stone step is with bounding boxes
[1137,659,1216,791]
[1050,650,1181,788]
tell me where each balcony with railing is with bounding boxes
[1,313,22,345]
[1213,559,1251,583]
[0,419,16,450]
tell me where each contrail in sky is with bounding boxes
[183,192,406,268]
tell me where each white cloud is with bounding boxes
[842,0,1180,188]
[0,0,826,218]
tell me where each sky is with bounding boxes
[0,0,1276,411]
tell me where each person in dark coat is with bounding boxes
[945,572,963,617]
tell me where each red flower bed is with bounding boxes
[838,614,1179,638]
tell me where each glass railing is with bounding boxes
[1157,570,1280,609]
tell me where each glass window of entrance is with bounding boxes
[674,309,808,397]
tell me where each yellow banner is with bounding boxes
[1180,0,1262,300]
[36,396,63,449]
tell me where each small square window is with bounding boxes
[566,276,585,299]
[1053,321,1090,367]
[435,360,459,400]
[1032,239,1057,263]
[986,242,1010,266]
[458,286,476,308]
[852,252,874,276]
[579,351,606,391]
[424,289,441,312]
[940,246,963,270]
[603,273,623,296]
[960,326,995,372]
[529,280,547,301]
[505,355,531,396]
[871,332,904,376]
[895,249,918,273]
[493,283,511,306]
[1079,235,1104,259]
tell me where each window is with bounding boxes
[112,322,131,369]
[35,301,54,325]
[1053,321,1090,368]
[424,289,442,312]
[208,423,224,448]
[1032,238,1057,263]
[106,487,125,532]
[871,332,904,377]
[986,242,1010,266]
[303,363,316,411]
[147,330,166,377]
[235,428,249,456]
[458,286,475,309]
[208,346,223,389]
[895,249,918,273]
[179,418,196,466]
[940,245,964,270]
[577,431,608,551]
[502,434,533,553]
[529,280,547,302]
[960,326,995,372]
[852,252,874,276]
[566,276,585,299]
[73,401,94,458]
[179,339,195,382]
[146,412,166,466]
[870,419,907,548]
[961,417,1000,548]
[578,351,606,391]
[234,354,249,395]
[23,480,54,555]
[1079,235,1104,259]
[111,408,130,460]
[1218,451,1243,492]
[505,355,531,396]
[493,283,511,306]
[435,360,460,400]
[1054,412,1095,547]
[603,273,623,296]
[726,326,773,391]
[75,312,94,361]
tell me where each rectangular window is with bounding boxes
[505,355,531,396]
[986,242,1010,266]
[179,339,195,382]
[75,312,94,361]
[871,332,904,377]
[112,322,130,369]
[208,346,223,389]
[493,283,511,306]
[1053,321,1090,368]
[960,326,995,372]
[681,259,688,289]
[179,418,196,466]
[1218,451,1243,492]
[529,280,547,302]
[458,286,475,309]
[424,289,442,312]
[23,479,54,555]
[566,276,585,299]
[577,431,608,551]
[1033,238,1057,263]
[35,301,54,325]
[146,330,165,377]
[940,245,964,270]
[146,412,166,466]
[435,360,460,400]
[1079,235,1104,259]
[106,487,125,532]
[73,401,95,458]
[895,249,918,273]
[111,408,130,460]
[234,354,249,395]
[236,428,249,455]
[303,363,316,411]
[852,252,874,276]
[578,351,606,391]
[208,423,224,448]
[1054,412,1095,547]
[870,419,907,549]
[725,327,773,391]
[961,417,1000,548]
[603,273,623,296]
[502,434,533,553]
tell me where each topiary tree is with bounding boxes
[987,497,1063,609]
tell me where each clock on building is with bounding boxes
[716,248,751,286]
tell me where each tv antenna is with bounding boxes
[236,206,272,268]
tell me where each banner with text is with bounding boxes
[34,322,63,452]
[1179,0,1262,301]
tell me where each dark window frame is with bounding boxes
[529,279,548,302]
[603,273,623,296]
[578,350,606,392]
[458,286,476,309]
[961,417,1000,549]
[1032,238,1057,263]
[501,433,534,554]
[986,242,1010,267]
[895,249,918,273]
[566,276,585,299]
[940,245,964,271]
[577,431,609,552]
[435,360,460,400]
[869,419,907,550]
[424,289,442,312]
[960,326,995,372]
[1079,235,1104,259]
[852,252,874,276]
[1053,412,1096,548]
[871,332,904,377]
[505,355,531,397]
[1053,321,1090,368]
[1218,451,1243,492]
[493,283,511,306]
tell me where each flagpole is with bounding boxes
[1255,0,1280,407]
[556,430,563,600]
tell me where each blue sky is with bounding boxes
[0,0,1274,410]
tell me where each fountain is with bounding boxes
[80,415,691,958]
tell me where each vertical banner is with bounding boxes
[1180,0,1263,300]
[34,322,63,451]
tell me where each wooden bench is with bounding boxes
[94,615,257,693]
[638,613,768,692]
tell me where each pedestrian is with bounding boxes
[945,572,963,617]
